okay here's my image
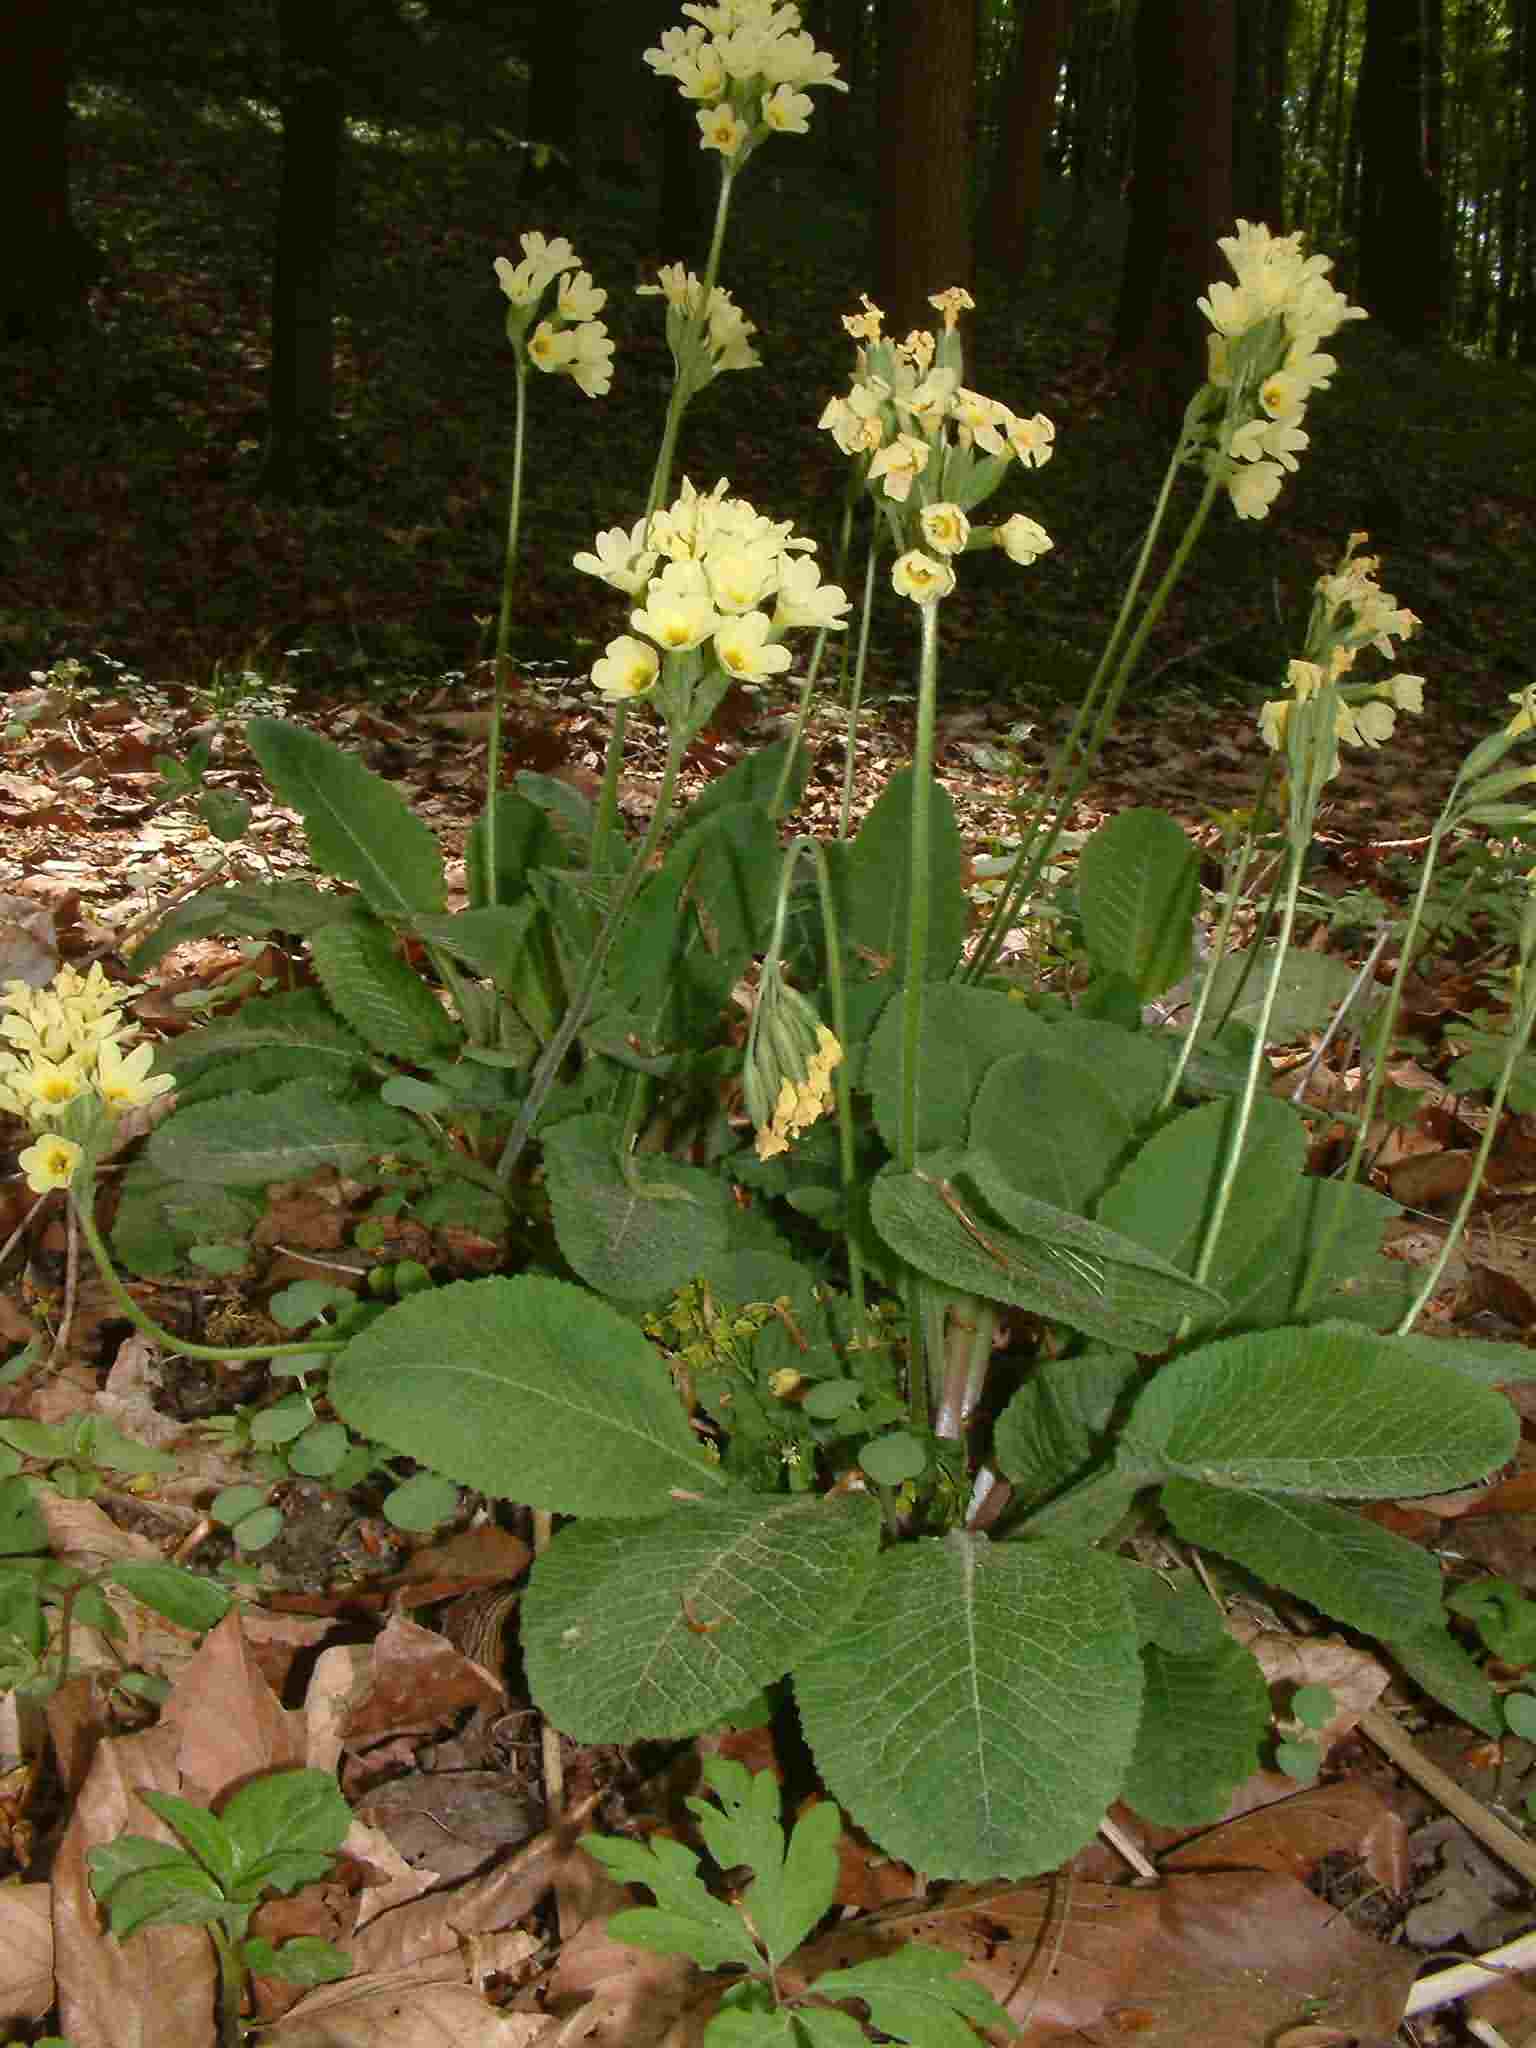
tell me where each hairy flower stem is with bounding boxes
[836,531,880,841]
[771,493,857,817]
[71,1188,346,1365]
[208,1923,248,2048]
[590,168,738,873]
[482,352,529,907]
[898,601,942,1427]
[498,729,687,1183]
[966,435,1219,985]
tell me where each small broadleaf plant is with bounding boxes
[583,1757,1017,2046]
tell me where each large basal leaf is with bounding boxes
[155,992,376,1089]
[409,903,540,991]
[1199,944,1371,1043]
[1162,1479,1443,1638]
[1096,1096,1305,1333]
[872,1159,1222,1350]
[146,1080,418,1187]
[523,1493,880,1740]
[1387,1624,1500,1737]
[863,981,1052,1153]
[1075,809,1199,1000]
[680,736,807,828]
[795,1534,1142,1878]
[111,1161,261,1277]
[1120,1634,1270,1829]
[542,1113,735,1306]
[246,717,445,918]
[466,789,563,908]
[991,1349,1143,1510]
[1356,1326,1536,1387]
[831,768,966,981]
[1122,1326,1518,1497]
[329,1274,729,1517]
[128,880,350,973]
[1207,1177,1402,1334]
[307,915,462,1063]
[971,1049,1139,1215]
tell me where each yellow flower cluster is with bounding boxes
[742,969,843,1161]
[818,289,1054,606]
[1197,220,1366,520]
[493,232,614,398]
[576,477,849,698]
[636,265,759,386]
[0,964,175,1195]
[1257,536,1424,777]
[644,1,846,163]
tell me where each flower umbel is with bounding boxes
[494,233,613,397]
[743,966,843,1161]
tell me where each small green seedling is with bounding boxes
[1447,1578,1536,1667]
[88,1767,352,2048]
[583,1758,1017,2045]
[1274,1683,1337,1783]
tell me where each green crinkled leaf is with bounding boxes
[146,1080,417,1187]
[1208,1177,1403,1334]
[1121,1634,1270,1828]
[128,879,351,973]
[409,903,540,989]
[795,1534,1142,1879]
[1075,808,1199,999]
[150,991,376,1085]
[247,717,445,917]
[809,1943,1017,2048]
[1345,1326,1536,1386]
[831,768,966,980]
[871,1156,1223,1350]
[111,1160,262,1277]
[1200,944,1371,1043]
[1387,1624,1501,1737]
[106,1565,232,1634]
[1118,1565,1232,1654]
[685,737,807,827]
[864,980,1053,1153]
[308,915,462,1062]
[543,1112,734,1305]
[1122,1327,1518,1497]
[1095,1096,1306,1335]
[524,1493,879,1740]
[466,789,564,908]
[1162,1479,1443,1637]
[992,1349,1143,1509]
[971,1048,1139,1214]
[329,1274,728,1517]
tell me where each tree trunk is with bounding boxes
[1356,0,1444,344]
[262,0,345,498]
[1112,0,1235,422]
[1520,0,1536,361]
[980,0,1073,276]
[874,0,976,337]
[1,0,97,342]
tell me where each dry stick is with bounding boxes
[46,1199,81,1370]
[1407,1930,1536,2017]
[1359,1704,1536,1890]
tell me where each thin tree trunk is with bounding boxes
[2,0,97,342]
[980,0,1072,276]
[874,0,975,336]
[263,0,344,498]
[1356,0,1444,342]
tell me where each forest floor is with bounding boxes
[4,85,1536,2048]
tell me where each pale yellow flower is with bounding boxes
[713,611,792,683]
[527,321,579,374]
[919,503,970,556]
[842,295,884,344]
[762,84,813,132]
[928,286,975,332]
[565,321,615,398]
[706,542,781,614]
[1387,675,1425,713]
[867,434,930,502]
[573,521,657,595]
[557,271,607,322]
[774,554,850,631]
[1228,460,1286,521]
[591,636,660,700]
[1508,688,1536,737]
[995,514,1053,565]
[891,550,955,605]
[19,1133,82,1195]
[1258,700,1289,750]
[697,105,748,155]
[951,387,1009,456]
[630,583,720,652]
[94,1037,175,1115]
[1004,411,1055,467]
[11,1056,89,1118]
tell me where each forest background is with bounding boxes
[5,0,1536,741]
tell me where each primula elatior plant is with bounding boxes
[88,1767,352,2048]
[33,0,1536,1884]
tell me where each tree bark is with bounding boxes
[980,0,1073,277]
[1112,0,1235,423]
[874,0,976,337]
[1,0,97,342]
[1355,0,1444,344]
[262,0,345,498]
